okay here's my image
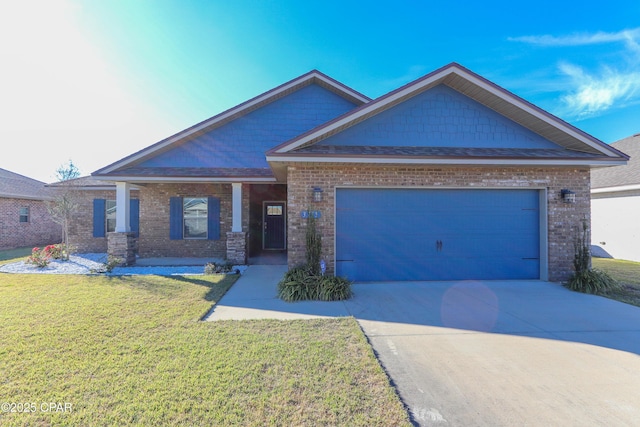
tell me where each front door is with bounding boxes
[263,202,286,250]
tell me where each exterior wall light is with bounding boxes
[561,189,576,204]
[313,187,323,202]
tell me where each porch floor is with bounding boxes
[135,251,287,267]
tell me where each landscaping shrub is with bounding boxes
[25,247,51,268]
[305,212,322,275]
[277,265,352,302]
[317,275,352,301]
[566,220,620,294]
[204,261,235,275]
[566,268,618,294]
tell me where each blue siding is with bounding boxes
[169,197,183,240]
[92,199,106,238]
[319,85,560,149]
[336,188,540,281]
[207,196,220,240]
[138,84,358,169]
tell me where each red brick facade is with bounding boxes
[287,164,590,282]
[0,197,61,250]
[69,184,250,259]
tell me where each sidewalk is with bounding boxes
[204,265,351,320]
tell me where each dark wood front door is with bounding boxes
[263,202,286,250]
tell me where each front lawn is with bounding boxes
[0,247,32,264]
[592,258,640,307]
[0,272,409,426]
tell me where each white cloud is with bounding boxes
[509,28,640,50]
[559,63,640,118]
[510,28,640,119]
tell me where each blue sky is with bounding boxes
[1,0,639,182]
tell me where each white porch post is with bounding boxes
[231,183,242,232]
[115,181,131,232]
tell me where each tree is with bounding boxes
[47,160,81,259]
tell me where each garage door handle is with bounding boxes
[436,240,443,251]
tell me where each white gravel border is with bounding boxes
[0,253,247,276]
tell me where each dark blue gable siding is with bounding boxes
[318,85,560,149]
[138,84,358,169]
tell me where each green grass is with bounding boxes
[592,258,640,307]
[0,247,32,264]
[0,269,409,426]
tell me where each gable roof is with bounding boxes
[592,133,640,191]
[0,168,53,200]
[93,70,369,180]
[266,63,628,167]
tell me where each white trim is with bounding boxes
[91,176,277,183]
[591,184,640,194]
[333,186,548,280]
[267,155,624,167]
[115,182,131,233]
[539,189,549,281]
[231,183,243,232]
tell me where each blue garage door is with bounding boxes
[336,188,540,281]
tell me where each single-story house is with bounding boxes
[79,63,628,281]
[591,133,640,262]
[0,168,62,250]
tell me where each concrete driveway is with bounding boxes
[345,280,640,426]
[207,268,640,426]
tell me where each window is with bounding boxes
[183,197,208,239]
[19,207,29,223]
[92,199,139,238]
[106,200,116,233]
[266,205,283,216]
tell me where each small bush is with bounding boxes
[566,268,619,294]
[204,261,234,275]
[43,243,70,260]
[318,275,352,301]
[277,265,352,302]
[566,219,620,294]
[25,247,51,268]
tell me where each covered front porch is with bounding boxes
[106,181,287,266]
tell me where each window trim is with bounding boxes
[19,207,29,223]
[183,196,208,240]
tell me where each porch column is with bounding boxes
[227,183,247,264]
[231,183,242,232]
[115,181,131,232]
[108,181,136,266]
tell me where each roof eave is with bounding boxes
[93,70,370,176]
[266,153,626,167]
[91,175,277,183]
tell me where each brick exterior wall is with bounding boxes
[287,164,590,282]
[69,184,250,259]
[0,197,62,250]
[67,189,139,253]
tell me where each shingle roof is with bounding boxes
[591,134,640,189]
[0,168,53,200]
[293,145,606,159]
[105,167,274,179]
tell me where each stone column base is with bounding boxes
[107,232,137,266]
[226,232,247,265]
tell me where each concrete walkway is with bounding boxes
[204,266,640,426]
[204,265,351,320]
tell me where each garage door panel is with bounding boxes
[336,188,541,281]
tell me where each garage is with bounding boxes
[335,188,542,281]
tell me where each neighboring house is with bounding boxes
[591,133,640,262]
[84,63,628,282]
[0,168,61,250]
